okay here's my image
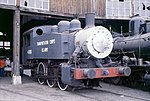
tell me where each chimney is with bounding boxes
[85,13,95,28]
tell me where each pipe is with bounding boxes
[85,13,95,28]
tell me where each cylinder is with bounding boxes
[75,26,113,59]
[113,32,150,53]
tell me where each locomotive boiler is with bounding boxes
[112,16,150,84]
[22,13,131,90]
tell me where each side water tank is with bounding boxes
[51,25,58,33]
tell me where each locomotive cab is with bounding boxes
[129,16,145,36]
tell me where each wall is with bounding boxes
[106,0,131,19]
[49,0,106,17]
[0,0,106,17]
[0,0,150,20]
[20,0,49,11]
[0,0,16,6]
[133,0,150,19]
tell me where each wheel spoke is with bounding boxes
[38,78,45,85]
[37,62,46,85]
[47,79,56,88]
[57,65,69,91]
[57,80,69,91]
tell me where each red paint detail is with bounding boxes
[74,67,126,80]
[0,60,5,68]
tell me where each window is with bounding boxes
[4,42,10,47]
[0,32,3,36]
[0,41,11,50]
[5,47,10,50]
[20,0,49,11]
[129,20,135,35]
[36,28,43,35]
[24,34,30,46]
[119,0,124,2]
[0,41,3,46]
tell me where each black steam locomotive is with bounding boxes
[22,13,131,90]
[111,16,150,85]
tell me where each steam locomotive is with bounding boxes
[22,13,131,90]
[111,16,150,85]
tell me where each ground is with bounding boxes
[0,76,150,101]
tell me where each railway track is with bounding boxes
[0,77,150,101]
[72,88,150,101]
